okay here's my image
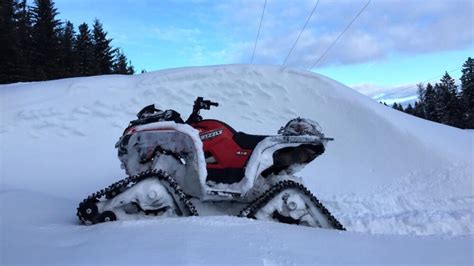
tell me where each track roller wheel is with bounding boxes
[106,189,120,199]
[81,202,99,221]
[99,211,117,222]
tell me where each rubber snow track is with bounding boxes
[239,180,345,230]
[77,169,199,224]
[78,170,345,230]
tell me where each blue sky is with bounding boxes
[53,0,473,101]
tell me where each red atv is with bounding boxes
[77,97,344,230]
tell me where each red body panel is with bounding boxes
[192,120,252,170]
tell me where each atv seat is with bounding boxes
[233,132,267,150]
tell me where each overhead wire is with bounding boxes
[308,0,371,70]
[251,0,267,64]
[282,0,320,66]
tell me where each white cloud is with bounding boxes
[210,0,474,68]
[151,26,201,43]
[351,82,421,106]
[188,42,251,66]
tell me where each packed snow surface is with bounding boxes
[1,65,472,264]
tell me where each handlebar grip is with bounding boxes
[203,100,218,107]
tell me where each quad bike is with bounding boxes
[77,97,345,230]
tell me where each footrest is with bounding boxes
[206,189,241,198]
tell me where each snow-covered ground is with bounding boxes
[1,65,472,264]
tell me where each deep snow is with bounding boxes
[2,190,472,265]
[1,65,472,264]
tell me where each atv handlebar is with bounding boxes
[194,97,218,110]
[186,97,219,124]
[208,101,219,107]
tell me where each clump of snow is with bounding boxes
[0,64,472,264]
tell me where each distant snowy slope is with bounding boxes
[0,65,472,264]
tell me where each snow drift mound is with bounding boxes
[0,64,472,236]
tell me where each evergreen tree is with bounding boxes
[376,60,473,129]
[113,49,133,74]
[449,96,465,128]
[75,23,94,76]
[113,50,127,74]
[435,82,450,124]
[391,102,398,110]
[391,102,404,112]
[126,60,135,74]
[415,83,425,118]
[0,0,22,83]
[58,20,77,77]
[1,0,134,83]
[424,83,438,122]
[460,57,474,128]
[15,0,34,80]
[413,101,425,118]
[30,0,61,80]
[436,73,464,128]
[442,72,464,128]
[92,19,114,75]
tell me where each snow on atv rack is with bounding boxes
[77,97,345,230]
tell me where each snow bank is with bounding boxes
[1,64,472,264]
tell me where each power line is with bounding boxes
[282,0,320,66]
[251,0,267,64]
[375,66,462,100]
[308,0,371,69]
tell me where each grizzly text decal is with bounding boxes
[200,129,223,141]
